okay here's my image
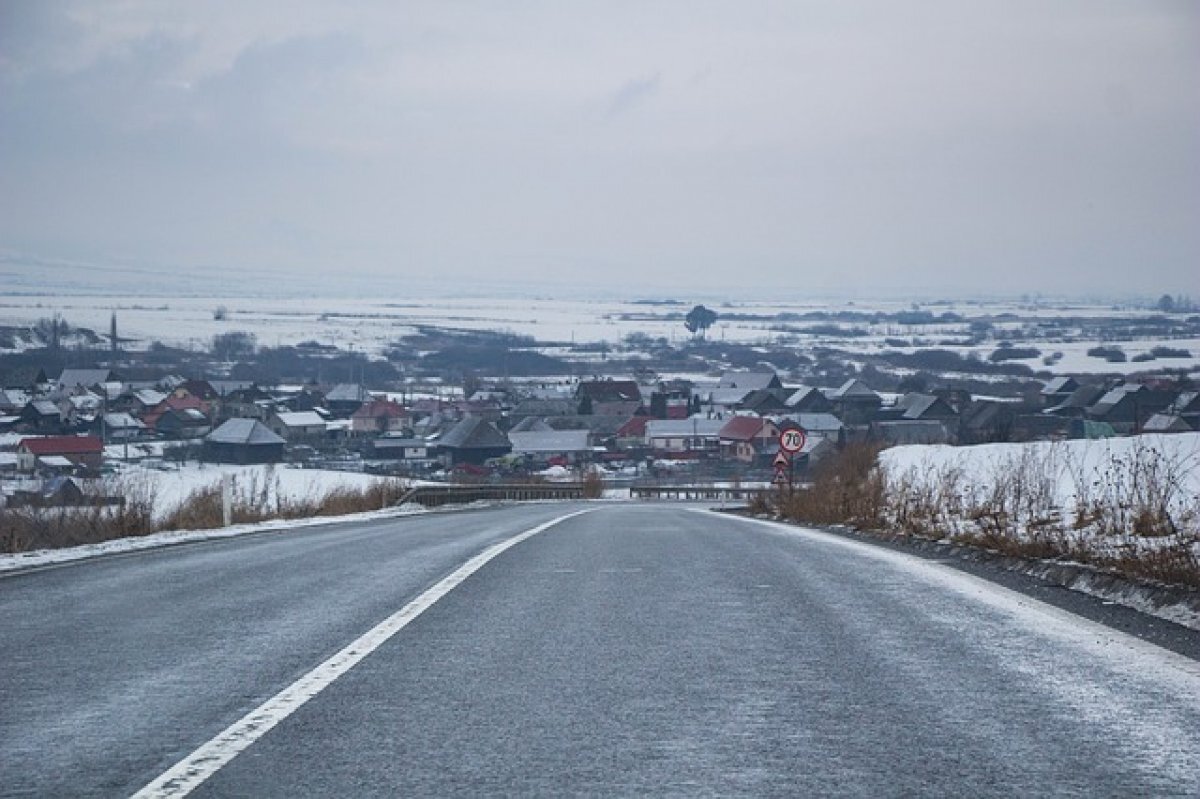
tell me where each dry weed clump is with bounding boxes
[776,443,886,528]
[581,469,605,499]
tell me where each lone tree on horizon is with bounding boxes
[684,304,719,338]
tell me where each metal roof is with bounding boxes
[207,419,285,446]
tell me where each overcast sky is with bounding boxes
[1,1,1197,298]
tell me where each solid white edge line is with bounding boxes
[130,508,593,799]
[702,509,1200,679]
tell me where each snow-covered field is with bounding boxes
[132,463,398,516]
[2,277,1197,376]
[880,433,1200,519]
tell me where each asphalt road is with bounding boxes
[2,503,1199,797]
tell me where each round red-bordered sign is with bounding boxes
[779,427,806,453]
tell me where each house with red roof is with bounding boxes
[351,399,409,436]
[142,395,211,435]
[718,415,780,464]
[16,435,104,473]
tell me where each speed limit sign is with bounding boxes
[779,427,806,453]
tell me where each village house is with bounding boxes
[57,368,115,394]
[508,429,593,466]
[785,385,834,414]
[645,418,725,455]
[142,395,211,436]
[510,397,577,422]
[827,379,883,427]
[1087,384,1175,434]
[0,389,31,415]
[324,383,373,418]
[576,379,643,416]
[870,419,952,446]
[205,419,286,464]
[433,415,512,466]
[717,415,781,464]
[351,399,408,436]
[1040,376,1080,409]
[1043,384,1106,419]
[370,436,433,462]
[18,399,63,433]
[706,371,783,416]
[777,413,846,447]
[269,410,328,442]
[648,381,693,419]
[98,412,146,442]
[155,407,211,439]
[16,435,104,474]
[1,367,49,393]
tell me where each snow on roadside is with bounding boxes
[129,463,392,521]
[0,464,431,574]
[879,433,1200,518]
[0,502,430,574]
[875,433,1200,625]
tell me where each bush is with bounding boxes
[1087,345,1126,362]
[775,443,886,527]
[989,346,1041,363]
[581,469,605,499]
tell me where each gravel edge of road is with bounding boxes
[723,509,1200,661]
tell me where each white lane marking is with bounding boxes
[131,509,592,798]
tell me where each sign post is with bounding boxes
[778,427,807,493]
[772,449,791,492]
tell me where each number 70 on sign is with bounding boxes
[779,428,807,454]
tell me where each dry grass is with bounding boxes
[581,469,605,499]
[158,468,410,532]
[775,443,887,528]
[0,475,158,553]
[757,439,1200,589]
[2,469,411,552]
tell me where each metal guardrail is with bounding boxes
[630,485,772,502]
[395,482,771,507]
[397,482,589,507]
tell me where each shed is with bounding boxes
[434,415,511,466]
[206,419,286,464]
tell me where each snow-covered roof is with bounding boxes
[275,411,326,428]
[719,371,779,390]
[508,430,591,454]
[645,418,726,438]
[134,389,168,406]
[38,455,75,468]
[207,419,285,446]
[57,368,111,389]
[778,413,844,433]
[830,379,880,400]
[103,412,145,429]
[326,383,372,403]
